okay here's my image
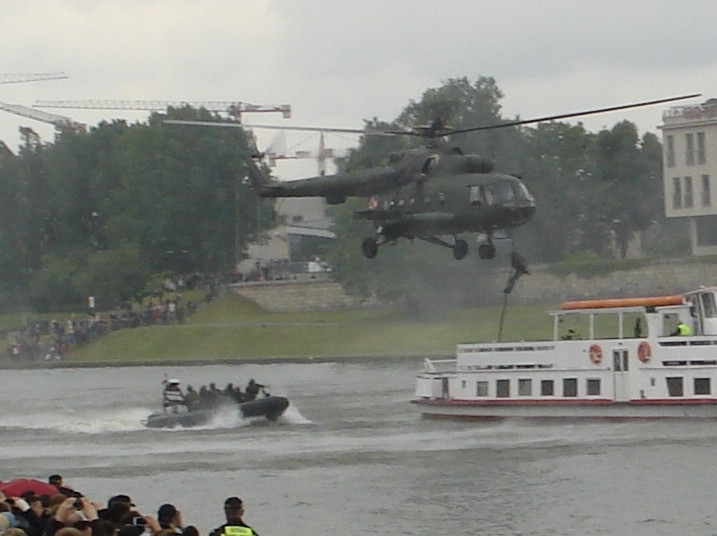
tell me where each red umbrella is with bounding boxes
[0,479,58,497]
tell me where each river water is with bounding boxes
[2,359,717,536]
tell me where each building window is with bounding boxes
[694,378,711,395]
[496,379,510,398]
[673,177,682,209]
[518,379,532,396]
[666,377,684,397]
[587,378,601,396]
[685,176,694,208]
[703,175,712,207]
[563,378,578,397]
[686,133,695,165]
[476,381,488,397]
[541,379,554,396]
[666,135,675,167]
[697,132,706,164]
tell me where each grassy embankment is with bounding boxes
[60,293,556,365]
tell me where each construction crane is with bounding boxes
[0,101,86,139]
[34,99,291,121]
[0,72,68,85]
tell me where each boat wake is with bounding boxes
[1,407,149,434]
[0,401,311,434]
[278,403,312,425]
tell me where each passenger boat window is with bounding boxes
[541,379,554,396]
[613,351,622,371]
[702,293,717,318]
[496,379,510,398]
[476,381,488,397]
[518,379,532,396]
[666,377,684,397]
[563,378,578,397]
[694,377,711,395]
[587,378,601,396]
[662,313,678,337]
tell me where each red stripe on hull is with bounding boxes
[412,398,717,407]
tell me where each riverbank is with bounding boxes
[0,293,553,368]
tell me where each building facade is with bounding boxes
[660,98,717,255]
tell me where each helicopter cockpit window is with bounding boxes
[469,186,483,205]
[422,156,438,174]
[514,182,535,203]
[490,183,516,205]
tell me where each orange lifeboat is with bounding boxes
[561,295,684,310]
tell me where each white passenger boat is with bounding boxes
[413,286,717,419]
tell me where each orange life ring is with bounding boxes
[589,343,602,364]
[638,341,651,363]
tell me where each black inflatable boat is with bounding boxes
[143,395,290,428]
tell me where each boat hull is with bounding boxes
[412,398,717,420]
[144,396,290,428]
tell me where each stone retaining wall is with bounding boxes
[232,280,356,312]
[503,260,717,304]
[233,260,717,312]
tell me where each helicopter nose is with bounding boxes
[506,204,535,226]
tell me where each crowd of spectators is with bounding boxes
[2,274,229,363]
[0,475,259,536]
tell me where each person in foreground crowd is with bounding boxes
[209,497,259,536]
[0,481,268,536]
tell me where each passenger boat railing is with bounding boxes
[422,358,456,373]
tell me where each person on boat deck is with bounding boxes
[563,329,580,340]
[198,385,210,407]
[244,379,265,401]
[209,497,259,536]
[184,385,200,410]
[232,385,245,404]
[671,321,692,336]
[208,383,222,407]
[162,380,187,414]
[634,317,644,338]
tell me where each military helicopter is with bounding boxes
[167,93,698,261]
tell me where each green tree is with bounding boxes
[0,106,272,311]
[591,121,662,258]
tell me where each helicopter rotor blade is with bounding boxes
[447,93,701,136]
[164,120,394,136]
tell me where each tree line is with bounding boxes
[0,107,272,312]
[0,77,687,313]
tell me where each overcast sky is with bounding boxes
[2,0,716,178]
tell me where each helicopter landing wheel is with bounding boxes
[362,237,379,259]
[478,243,496,260]
[452,239,468,260]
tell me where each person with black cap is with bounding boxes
[209,497,259,536]
[99,495,140,527]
